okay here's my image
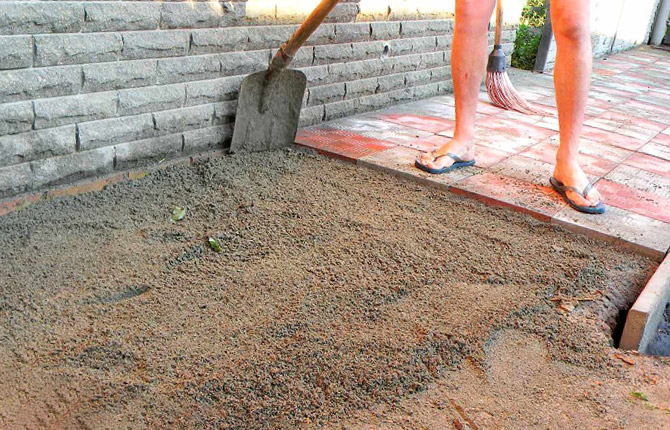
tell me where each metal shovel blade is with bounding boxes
[230,69,307,153]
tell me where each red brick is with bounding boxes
[597,179,670,223]
[295,128,395,161]
[624,153,670,179]
[581,125,646,151]
[375,113,454,134]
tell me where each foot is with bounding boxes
[553,161,603,207]
[417,138,475,170]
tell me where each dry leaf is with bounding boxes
[614,353,635,365]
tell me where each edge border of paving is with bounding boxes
[619,252,670,353]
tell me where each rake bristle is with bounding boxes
[486,70,550,115]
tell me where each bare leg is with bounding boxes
[418,0,496,169]
[551,0,602,207]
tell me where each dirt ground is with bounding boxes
[0,149,668,429]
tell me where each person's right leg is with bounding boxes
[417,0,496,170]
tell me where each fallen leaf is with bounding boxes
[631,391,648,401]
[171,206,186,222]
[614,353,635,365]
[208,237,222,253]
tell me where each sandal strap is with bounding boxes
[560,181,596,199]
[434,152,465,163]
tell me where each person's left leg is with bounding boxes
[550,0,603,209]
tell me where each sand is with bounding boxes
[0,149,668,429]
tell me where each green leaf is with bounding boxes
[171,206,186,222]
[631,391,649,401]
[208,237,222,253]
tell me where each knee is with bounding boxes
[455,2,494,34]
[552,9,590,45]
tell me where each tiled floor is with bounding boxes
[295,46,670,260]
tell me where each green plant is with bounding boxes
[511,0,547,70]
[511,24,542,70]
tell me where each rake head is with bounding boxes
[485,45,550,116]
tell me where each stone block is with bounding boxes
[0,163,32,197]
[83,2,161,32]
[185,76,243,106]
[219,50,269,76]
[401,20,454,38]
[213,101,237,125]
[0,66,81,103]
[0,102,34,135]
[34,33,122,66]
[333,23,371,43]
[115,134,183,169]
[83,60,156,93]
[118,84,185,116]
[344,78,378,99]
[153,104,214,135]
[377,73,405,93]
[190,28,249,54]
[370,22,401,41]
[78,114,155,150]
[183,125,232,152]
[298,105,325,128]
[156,55,220,85]
[32,147,115,188]
[0,36,33,70]
[0,125,76,167]
[122,31,189,60]
[34,93,117,129]
[307,83,346,106]
[160,3,223,29]
[0,3,84,35]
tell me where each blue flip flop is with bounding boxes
[550,176,606,215]
[415,152,476,174]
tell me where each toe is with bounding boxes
[585,187,603,206]
[565,190,591,207]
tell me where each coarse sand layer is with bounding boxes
[0,149,668,429]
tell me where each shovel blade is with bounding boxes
[230,69,307,153]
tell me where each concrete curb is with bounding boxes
[620,252,670,352]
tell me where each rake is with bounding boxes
[486,0,548,115]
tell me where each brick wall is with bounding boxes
[0,1,515,199]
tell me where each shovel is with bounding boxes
[230,0,341,153]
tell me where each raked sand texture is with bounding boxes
[0,0,517,199]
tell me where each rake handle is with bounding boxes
[269,0,341,72]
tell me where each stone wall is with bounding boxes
[0,1,515,199]
[537,0,661,72]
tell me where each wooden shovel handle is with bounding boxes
[269,0,341,72]
[494,0,503,46]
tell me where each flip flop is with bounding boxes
[550,176,606,215]
[415,152,476,174]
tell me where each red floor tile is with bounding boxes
[639,141,670,161]
[400,134,452,152]
[624,152,670,179]
[375,113,455,134]
[597,179,670,223]
[295,128,395,161]
[652,131,670,146]
[581,125,647,151]
[479,115,557,142]
[473,144,512,168]
[451,172,566,221]
[521,142,616,177]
